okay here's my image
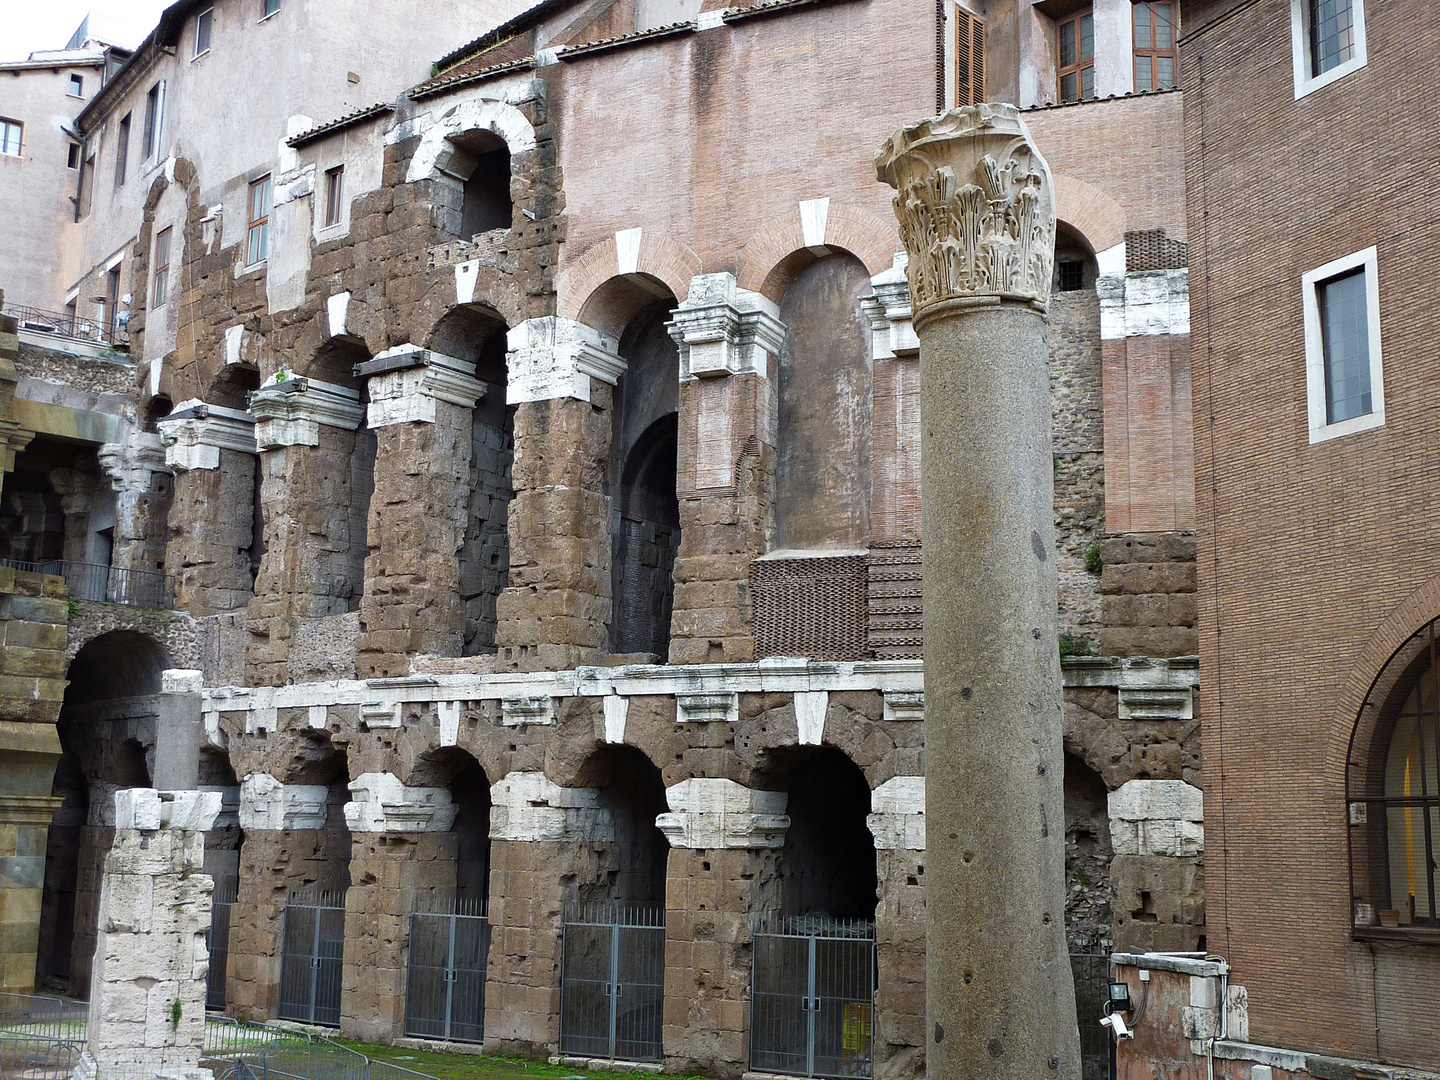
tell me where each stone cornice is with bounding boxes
[505,317,626,405]
[249,377,366,449]
[667,273,785,379]
[156,400,257,471]
[357,347,485,427]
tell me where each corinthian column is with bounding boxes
[875,104,1080,1079]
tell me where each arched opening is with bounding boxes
[437,130,512,239]
[0,438,115,578]
[559,745,670,1062]
[426,305,514,655]
[1063,754,1113,953]
[593,281,680,660]
[1349,617,1440,930]
[36,630,169,995]
[1053,223,1099,293]
[750,746,877,1079]
[774,251,873,551]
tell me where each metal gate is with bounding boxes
[277,889,346,1027]
[558,904,665,1062]
[404,898,491,1042]
[207,879,238,1011]
[1071,953,1115,1080]
[750,916,874,1080]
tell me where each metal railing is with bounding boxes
[1070,953,1116,1080]
[207,880,239,1012]
[0,559,172,609]
[2,303,124,347]
[0,993,87,1080]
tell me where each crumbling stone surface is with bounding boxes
[168,449,257,616]
[1063,685,1200,789]
[66,602,199,668]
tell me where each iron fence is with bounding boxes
[277,890,346,1028]
[2,304,122,347]
[0,559,171,609]
[1070,953,1115,1080]
[207,880,238,1012]
[0,993,85,1080]
[559,903,665,1063]
[403,898,490,1043]
[749,915,875,1080]
[203,1016,439,1080]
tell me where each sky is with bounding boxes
[1,0,170,62]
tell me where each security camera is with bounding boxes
[1100,1013,1134,1041]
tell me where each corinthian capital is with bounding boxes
[875,103,1056,322]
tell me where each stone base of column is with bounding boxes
[0,794,62,993]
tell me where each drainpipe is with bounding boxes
[1206,955,1230,1080]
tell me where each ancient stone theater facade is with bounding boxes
[0,0,1203,1074]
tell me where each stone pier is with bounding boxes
[81,788,220,1080]
[877,103,1080,1078]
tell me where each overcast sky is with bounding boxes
[2,1,170,62]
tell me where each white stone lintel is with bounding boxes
[657,777,789,849]
[1099,267,1190,340]
[668,272,784,380]
[113,788,222,832]
[238,773,328,831]
[345,772,457,833]
[502,694,556,727]
[157,400,256,471]
[505,317,626,405]
[882,689,924,724]
[250,375,365,449]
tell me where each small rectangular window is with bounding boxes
[152,227,172,309]
[1057,10,1095,103]
[1291,0,1367,97]
[67,142,81,169]
[0,119,22,157]
[1303,246,1383,443]
[143,81,165,160]
[247,175,271,265]
[195,9,213,56]
[68,73,85,97]
[1133,2,1177,92]
[116,113,130,186]
[263,0,280,16]
[324,165,344,227]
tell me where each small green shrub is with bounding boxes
[1083,541,1102,575]
[1059,633,1094,657]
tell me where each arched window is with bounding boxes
[1349,618,1440,931]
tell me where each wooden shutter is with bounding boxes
[954,6,987,107]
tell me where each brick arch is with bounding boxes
[1053,174,1127,255]
[736,202,897,301]
[1327,573,1440,780]
[557,231,701,320]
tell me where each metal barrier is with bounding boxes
[1070,953,1115,1080]
[0,559,171,609]
[558,903,665,1063]
[749,915,875,1080]
[0,994,85,1080]
[403,898,489,1043]
[207,880,238,1012]
[203,1016,439,1080]
[2,303,121,347]
[277,891,346,1028]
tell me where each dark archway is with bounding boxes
[573,745,670,908]
[1063,753,1113,952]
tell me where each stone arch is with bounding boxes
[63,629,171,704]
[405,97,538,184]
[735,202,897,301]
[1052,174,1127,258]
[558,231,702,321]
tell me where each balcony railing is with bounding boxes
[1,304,128,348]
[0,559,171,609]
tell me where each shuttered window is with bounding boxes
[953,5,987,107]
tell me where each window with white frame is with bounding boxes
[142,80,166,160]
[195,8,213,56]
[0,119,22,157]
[246,175,271,265]
[152,227,172,308]
[1302,245,1383,443]
[1290,0,1367,98]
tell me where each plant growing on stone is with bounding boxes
[170,999,181,1027]
[1084,541,1102,574]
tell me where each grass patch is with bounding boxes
[333,1039,708,1080]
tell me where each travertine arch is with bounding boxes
[405,96,537,184]
[557,232,701,320]
[1053,174,1127,256]
[736,203,897,301]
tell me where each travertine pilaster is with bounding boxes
[98,428,171,580]
[666,274,785,665]
[157,401,258,616]
[497,320,623,672]
[246,375,368,685]
[354,347,483,677]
